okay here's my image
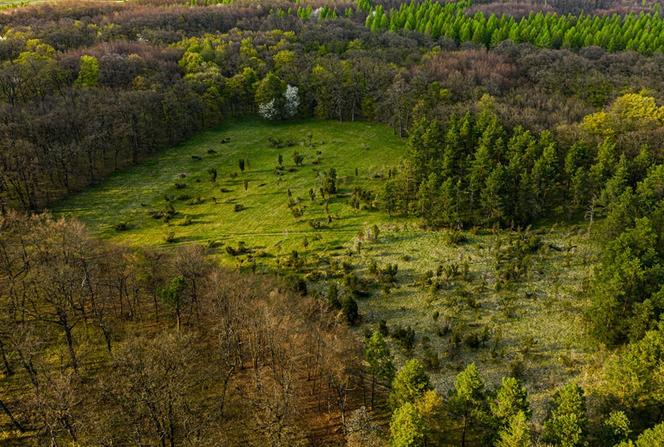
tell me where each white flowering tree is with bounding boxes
[255,72,299,120]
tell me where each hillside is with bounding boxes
[55,119,406,256]
[55,118,600,430]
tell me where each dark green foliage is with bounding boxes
[494,230,541,288]
[321,168,337,196]
[589,217,664,345]
[341,295,359,325]
[327,283,340,309]
[391,325,416,351]
[207,167,217,183]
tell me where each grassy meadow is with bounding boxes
[56,119,600,426]
[55,119,407,261]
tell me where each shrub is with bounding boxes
[443,229,468,245]
[114,222,129,232]
[234,204,245,212]
[164,231,176,243]
[341,296,359,325]
[391,325,416,351]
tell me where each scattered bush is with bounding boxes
[114,222,129,232]
[391,325,415,351]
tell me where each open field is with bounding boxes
[55,119,601,431]
[55,119,408,263]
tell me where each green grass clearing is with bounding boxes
[55,118,407,263]
[56,118,601,428]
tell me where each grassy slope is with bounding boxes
[56,118,406,259]
[55,118,599,432]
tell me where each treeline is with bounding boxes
[361,329,664,447]
[367,0,664,54]
[0,213,362,445]
[2,0,663,211]
[383,92,663,228]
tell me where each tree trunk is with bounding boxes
[62,321,78,373]
[0,399,25,433]
[0,338,13,376]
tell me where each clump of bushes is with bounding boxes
[443,229,468,245]
[234,203,245,212]
[164,231,176,243]
[494,229,542,288]
[114,222,129,232]
[149,203,178,222]
[391,325,415,351]
[225,241,249,256]
[268,136,296,148]
[175,182,187,189]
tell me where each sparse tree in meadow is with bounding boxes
[364,330,395,409]
[450,363,489,447]
[542,383,588,447]
[389,359,432,409]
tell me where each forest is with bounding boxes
[0,0,663,446]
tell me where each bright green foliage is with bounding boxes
[542,383,587,447]
[449,363,490,446]
[589,217,664,344]
[632,421,664,447]
[389,359,432,409]
[158,275,187,330]
[364,330,395,384]
[491,377,531,428]
[604,321,664,412]
[390,402,426,447]
[601,411,631,445]
[414,390,446,445]
[255,72,286,107]
[366,0,664,55]
[582,93,664,136]
[616,421,664,447]
[75,55,100,88]
[495,411,532,447]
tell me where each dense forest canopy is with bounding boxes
[0,0,663,445]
